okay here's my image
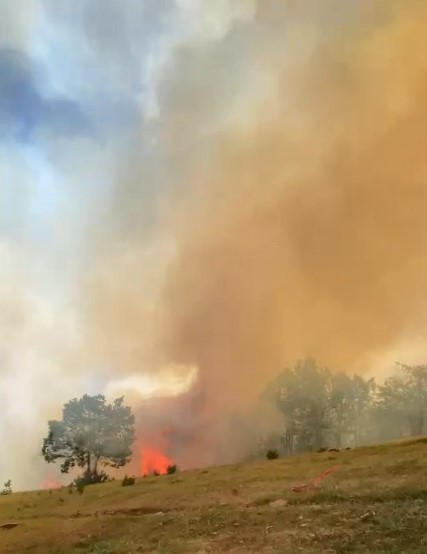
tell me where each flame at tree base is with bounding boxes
[140,446,173,476]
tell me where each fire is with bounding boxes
[140,446,173,476]
[40,472,61,490]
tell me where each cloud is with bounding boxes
[0,0,41,50]
[0,48,90,143]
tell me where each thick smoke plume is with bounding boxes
[2,1,427,485]
[87,1,427,423]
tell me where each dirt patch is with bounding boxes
[0,523,19,530]
[98,507,169,517]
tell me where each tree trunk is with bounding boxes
[353,423,360,447]
[336,422,342,449]
[281,426,294,456]
[409,411,424,436]
[85,453,95,482]
[314,423,322,450]
[94,456,100,477]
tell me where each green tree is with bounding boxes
[329,373,375,447]
[329,373,354,448]
[377,363,427,437]
[277,359,332,451]
[270,359,376,454]
[42,394,135,483]
[349,374,375,445]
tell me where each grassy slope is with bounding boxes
[0,438,426,554]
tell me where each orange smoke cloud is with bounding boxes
[155,1,427,408]
[83,1,427,466]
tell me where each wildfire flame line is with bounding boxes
[140,446,173,476]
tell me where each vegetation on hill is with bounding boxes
[42,394,135,486]
[1,437,426,553]
[257,359,427,456]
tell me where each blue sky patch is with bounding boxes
[0,48,91,144]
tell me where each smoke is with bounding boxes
[2,0,427,486]
[87,2,427,410]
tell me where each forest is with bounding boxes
[257,359,427,456]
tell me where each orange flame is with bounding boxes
[40,472,62,490]
[140,446,172,476]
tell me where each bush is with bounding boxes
[166,464,177,475]
[75,471,108,487]
[1,480,12,495]
[317,447,328,453]
[75,479,85,495]
[266,449,279,460]
[121,475,135,487]
[74,470,110,495]
[153,471,160,477]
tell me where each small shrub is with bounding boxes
[153,471,160,477]
[167,464,177,475]
[75,479,85,495]
[251,496,274,507]
[73,471,109,495]
[266,449,279,460]
[0,480,12,495]
[121,475,136,487]
[317,447,328,453]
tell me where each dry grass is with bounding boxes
[1,437,426,553]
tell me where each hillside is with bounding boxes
[1,438,426,554]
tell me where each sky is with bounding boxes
[0,0,261,488]
[2,1,427,489]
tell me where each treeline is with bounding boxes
[257,359,427,456]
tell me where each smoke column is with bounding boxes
[88,1,427,413]
[1,1,427,486]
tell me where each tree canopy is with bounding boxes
[376,363,427,437]
[260,358,426,457]
[42,394,135,482]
